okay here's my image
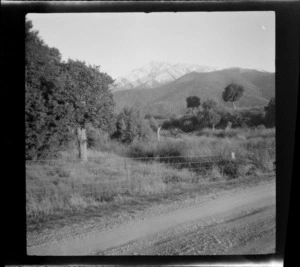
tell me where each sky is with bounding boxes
[27,12,275,78]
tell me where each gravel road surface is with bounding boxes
[27,180,275,255]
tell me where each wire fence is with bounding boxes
[25,152,275,173]
[25,147,275,163]
[25,154,263,163]
[25,154,221,162]
[26,150,276,199]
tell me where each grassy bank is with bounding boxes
[26,127,275,229]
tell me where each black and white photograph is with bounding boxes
[24,11,277,256]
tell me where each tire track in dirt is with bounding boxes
[27,180,275,255]
[100,202,275,255]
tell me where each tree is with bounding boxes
[25,20,115,161]
[203,110,221,130]
[25,20,72,159]
[186,96,201,114]
[61,60,115,161]
[222,83,244,110]
[264,97,275,127]
[232,112,250,128]
[202,99,217,111]
[114,107,152,143]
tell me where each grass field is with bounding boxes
[26,127,275,230]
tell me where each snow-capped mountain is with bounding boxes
[112,61,219,91]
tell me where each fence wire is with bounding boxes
[26,153,275,199]
[25,149,274,163]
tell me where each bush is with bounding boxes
[209,165,223,181]
[113,107,152,143]
[127,139,187,162]
[180,116,199,132]
[86,124,101,148]
[181,119,195,132]
[220,159,239,179]
[86,124,116,152]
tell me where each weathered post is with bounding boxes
[157,125,162,142]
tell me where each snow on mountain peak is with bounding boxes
[113,61,218,91]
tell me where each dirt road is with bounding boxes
[27,180,275,255]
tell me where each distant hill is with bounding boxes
[112,61,219,92]
[113,67,275,117]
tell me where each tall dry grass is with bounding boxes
[127,128,275,172]
[26,127,275,222]
[26,151,194,219]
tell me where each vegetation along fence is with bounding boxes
[26,152,275,202]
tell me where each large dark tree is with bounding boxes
[25,20,115,161]
[61,60,115,161]
[222,83,244,110]
[25,20,72,160]
[186,96,201,114]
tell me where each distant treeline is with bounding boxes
[160,96,275,133]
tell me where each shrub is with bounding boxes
[209,165,223,181]
[181,119,195,132]
[202,99,217,111]
[202,110,221,130]
[220,159,239,179]
[86,124,101,148]
[113,107,152,143]
[180,116,199,132]
[242,108,265,127]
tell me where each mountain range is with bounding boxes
[113,61,219,91]
[112,62,275,117]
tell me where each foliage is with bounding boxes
[264,97,275,127]
[25,19,115,160]
[86,124,107,149]
[60,59,115,132]
[181,118,195,132]
[27,127,275,223]
[203,110,221,129]
[220,159,239,179]
[113,107,152,143]
[126,128,275,177]
[222,83,245,109]
[25,20,73,159]
[240,108,265,127]
[181,116,200,132]
[202,99,217,111]
[231,112,249,128]
[169,114,181,128]
[186,96,201,113]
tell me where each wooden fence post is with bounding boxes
[157,125,162,142]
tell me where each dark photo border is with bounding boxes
[2,0,299,266]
